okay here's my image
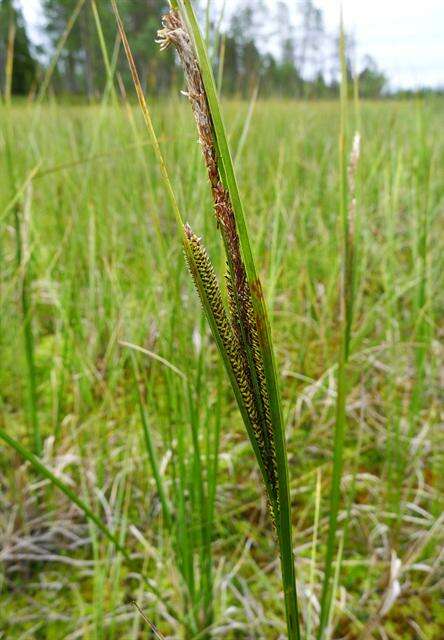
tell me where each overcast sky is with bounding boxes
[20,0,444,89]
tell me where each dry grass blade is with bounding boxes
[110,0,183,229]
[131,601,166,639]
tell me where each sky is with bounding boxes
[20,0,444,90]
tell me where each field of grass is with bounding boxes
[1,95,443,639]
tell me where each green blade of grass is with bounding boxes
[15,186,41,456]
[0,426,129,560]
[317,16,354,639]
[35,0,86,106]
[130,352,173,530]
[4,15,15,105]
[111,0,183,231]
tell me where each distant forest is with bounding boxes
[0,0,440,99]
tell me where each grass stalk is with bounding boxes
[317,18,355,639]
[35,0,86,106]
[383,158,404,531]
[0,427,129,560]
[3,27,41,454]
[307,469,322,640]
[408,106,431,435]
[15,186,41,456]
[4,16,15,104]
[111,0,183,231]
[325,532,344,634]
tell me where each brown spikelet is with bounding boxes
[157,11,220,195]
[226,266,278,507]
[245,300,278,488]
[225,264,242,340]
[157,12,245,249]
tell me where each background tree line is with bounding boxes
[0,0,425,100]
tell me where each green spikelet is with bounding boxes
[183,225,251,402]
[183,224,231,345]
[184,224,279,513]
[183,227,255,421]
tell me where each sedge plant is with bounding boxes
[157,2,301,638]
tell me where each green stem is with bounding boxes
[130,353,173,530]
[317,17,351,639]
[276,465,301,639]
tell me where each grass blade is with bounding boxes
[317,17,355,639]
[130,352,173,530]
[110,0,183,231]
